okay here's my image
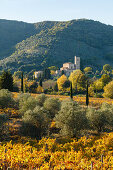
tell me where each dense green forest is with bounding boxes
[0,19,37,60]
[0,19,113,73]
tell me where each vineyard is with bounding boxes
[0,133,113,169]
[0,91,113,169]
[12,92,113,106]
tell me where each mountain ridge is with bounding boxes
[0,19,113,73]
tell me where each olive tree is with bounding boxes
[86,106,108,133]
[55,100,87,137]
[0,89,15,108]
[44,97,61,118]
[18,93,38,114]
[22,106,50,138]
[36,94,47,107]
[101,103,113,128]
[0,114,8,139]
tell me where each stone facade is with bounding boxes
[62,62,75,70]
[56,56,80,77]
[75,56,80,70]
[34,71,43,79]
[34,56,80,78]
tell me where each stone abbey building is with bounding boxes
[56,56,80,77]
[34,56,80,78]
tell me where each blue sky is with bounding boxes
[0,0,113,25]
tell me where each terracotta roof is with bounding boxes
[63,62,73,64]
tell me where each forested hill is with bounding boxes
[0,19,113,73]
[0,19,37,59]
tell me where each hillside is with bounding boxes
[0,19,113,72]
[0,19,37,60]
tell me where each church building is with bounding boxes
[56,56,80,77]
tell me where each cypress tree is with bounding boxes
[61,70,65,75]
[70,82,73,99]
[54,83,58,92]
[39,79,42,87]
[86,80,89,106]
[24,83,28,93]
[43,68,51,80]
[21,71,24,92]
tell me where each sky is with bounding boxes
[0,0,113,26]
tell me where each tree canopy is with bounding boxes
[103,81,113,99]
[0,71,13,91]
[103,64,112,73]
[84,67,92,74]
[69,70,87,91]
[57,74,68,91]
[0,19,113,73]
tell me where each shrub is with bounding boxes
[36,85,44,93]
[55,100,87,137]
[36,94,47,107]
[0,114,7,127]
[44,89,48,94]
[44,98,61,119]
[101,103,113,128]
[13,84,19,92]
[0,89,15,108]
[94,92,103,98]
[89,86,94,97]
[22,106,50,138]
[0,114,8,139]
[18,93,38,114]
[28,81,38,93]
[54,83,58,92]
[86,106,108,133]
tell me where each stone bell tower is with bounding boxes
[75,56,80,70]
